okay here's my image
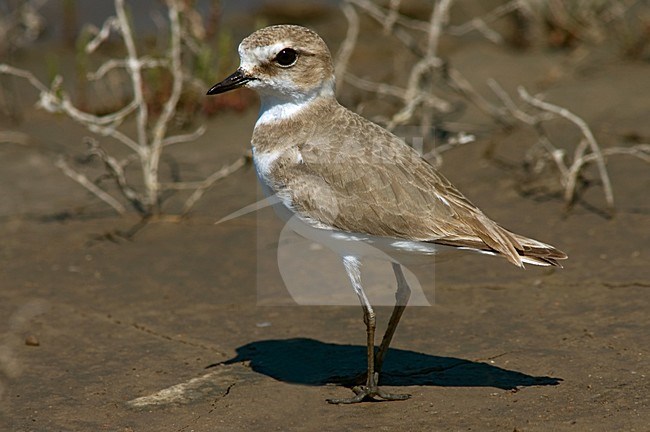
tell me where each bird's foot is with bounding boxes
[327,373,411,404]
[327,385,411,404]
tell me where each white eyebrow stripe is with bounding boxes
[239,42,288,71]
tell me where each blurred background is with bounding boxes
[1,0,648,217]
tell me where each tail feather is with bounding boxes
[513,233,567,267]
[432,230,567,268]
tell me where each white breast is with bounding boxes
[256,98,312,127]
[252,148,282,183]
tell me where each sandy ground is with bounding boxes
[2,6,650,432]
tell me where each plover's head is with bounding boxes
[207,25,335,118]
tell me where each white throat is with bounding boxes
[255,78,335,127]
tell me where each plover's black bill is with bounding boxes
[207,68,255,95]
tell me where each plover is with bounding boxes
[207,25,567,404]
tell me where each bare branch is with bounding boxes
[86,120,141,153]
[0,64,50,93]
[603,144,650,163]
[423,132,476,168]
[54,156,126,214]
[2,0,224,216]
[143,0,184,207]
[151,0,183,145]
[348,0,429,33]
[564,138,590,203]
[383,0,402,33]
[344,73,451,113]
[87,57,167,81]
[114,0,149,156]
[487,79,541,124]
[346,0,425,52]
[518,86,614,209]
[446,68,511,125]
[0,64,143,152]
[85,16,120,53]
[427,0,454,59]
[162,125,206,147]
[334,2,360,93]
[447,0,521,43]
[180,156,248,216]
[86,139,146,214]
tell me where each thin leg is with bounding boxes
[375,263,412,375]
[327,257,411,404]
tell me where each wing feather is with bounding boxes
[261,104,566,267]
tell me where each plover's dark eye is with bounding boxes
[274,48,298,67]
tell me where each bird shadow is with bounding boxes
[214,338,561,390]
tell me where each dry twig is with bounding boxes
[54,156,127,214]
[0,0,244,216]
[180,156,249,216]
[485,80,649,212]
[517,86,613,209]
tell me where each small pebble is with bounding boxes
[25,335,40,346]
